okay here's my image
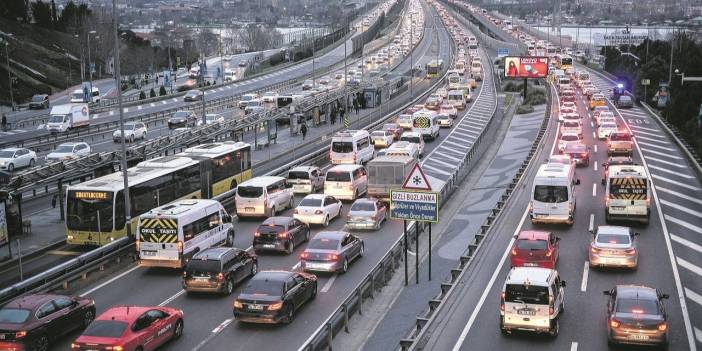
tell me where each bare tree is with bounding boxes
[237,25,282,52]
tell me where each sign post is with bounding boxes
[390,164,439,284]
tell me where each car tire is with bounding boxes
[286,241,294,255]
[288,197,294,210]
[251,262,258,276]
[82,308,96,328]
[311,282,318,300]
[283,305,295,324]
[7,163,14,172]
[340,258,349,274]
[549,318,559,337]
[323,215,330,227]
[174,319,184,339]
[359,243,364,258]
[225,230,235,247]
[305,228,310,242]
[29,159,35,167]
[130,135,135,143]
[33,335,49,351]
[271,206,277,216]
[225,278,234,295]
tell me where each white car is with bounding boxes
[261,91,277,103]
[559,106,578,122]
[302,79,314,90]
[205,113,225,125]
[399,131,425,158]
[397,114,413,129]
[46,142,91,162]
[558,133,582,152]
[113,122,147,142]
[0,148,37,171]
[293,194,343,227]
[371,130,394,148]
[598,122,619,140]
[436,114,453,128]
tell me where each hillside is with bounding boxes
[0,17,84,107]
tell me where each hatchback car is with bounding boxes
[167,110,197,129]
[29,94,49,109]
[589,226,638,269]
[253,216,310,254]
[0,148,37,171]
[183,89,204,102]
[346,198,387,230]
[182,247,258,295]
[510,231,560,269]
[301,231,364,273]
[72,306,183,350]
[294,194,342,227]
[46,142,91,162]
[436,114,453,128]
[233,271,317,324]
[563,142,590,167]
[371,130,394,148]
[604,285,669,347]
[0,294,95,351]
[113,121,147,142]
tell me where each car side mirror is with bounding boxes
[575,179,581,185]
[560,280,566,287]
[603,290,611,296]
[661,293,669,299]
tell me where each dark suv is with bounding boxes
[253,216,310,254]
[0,293,95,351]
[182,247,258,295]
[167,110,198,129]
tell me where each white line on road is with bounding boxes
[570,342,579,351]
[634,134,671,144]
[593,162,598,171]
[592,131,596,139]
[158,289,185,306]
[678,257,702,278]
[137,105,142,110]
[685,287,702,308]
[592,183,597,197]
[652,174,702,191]
[660,199,702,218]
[150,103,155,107]
[580,262,589,292]
[641,147,684,159]
[590,121,594,128]
[407,250,417,256]
[161,101,167,105]
[593,144,597,153]
[629,124,660,132]
[79,265,140,297]
[665,214,702,234]
[212,318,234,333]
[321,274,337,293]
[588,213,595,233]
[292,261,301,270]
[636,140,677,152]
[172,98,178,102]
[645,156,687,168]
[695,327,702,344]
[657,187,702,205]
[670,234,702,254]
[648,164,695,179]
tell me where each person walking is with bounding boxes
[300,123,308,140]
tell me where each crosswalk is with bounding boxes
[591,74,702,347]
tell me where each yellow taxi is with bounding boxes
[589,93,606,110]
[468,78,478,89]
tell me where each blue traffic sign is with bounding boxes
[390,190,439,223]
[497,48,509,57]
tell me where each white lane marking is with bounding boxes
[137,105,142,110]
[657,187,702,205]
[580,262,589,292]
[588,213,595,233]
[150,103,155,107]
[593,162,598,171]
[629,124,660,132]
[79,265,141,297]
[678,258,702,278]
[109,110,114,116]
[665,214,702,234]
[636,140,677,152]
[423,164,452,176]
[590,121,594,128]
[212,318,234,333]
[593,144,597,153]
[645,156,687,168]
[451,208,529,351]
[158,289,185,306]
[428,157,456,169]
[321,274,337,293]
[406,250,417,256]
[571,342,578,351]
[671,234,702,254]
[123,108,128,113]
[592,131,596,139]
[172,98,178,102]
[592,183,596,197]
[634,134,671,144]
[685,287,702,308]
[695,327,702,344]
[648,164,695,179]
[632,129,664,137]
[660,199,702,218]
[161,101,167,105]
[641,147,684,159]
[652,174,702,191]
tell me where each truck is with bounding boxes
[46,103,91,133]
[366,155,417,201]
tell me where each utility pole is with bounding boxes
[1,40,14,111]
[312,27,316,90]
[668,27,675,85]
[219,33,225,85]
[410,12,414,98]
[112,0,132,239]
[87,30,97,95]
[344,16,348,121]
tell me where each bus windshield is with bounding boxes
[533,185,569,203]
[66,190,114,232]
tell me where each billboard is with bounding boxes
[504,56,549,79]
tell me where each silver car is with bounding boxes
[346,198,387,230]
[300,231,364,273]
[589,225,639,269]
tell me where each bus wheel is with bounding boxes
[226,231,235,247]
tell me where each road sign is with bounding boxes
[390,190,439,223]
[497,48,509,58]
[402,163,432,191]
[641,79,651,86]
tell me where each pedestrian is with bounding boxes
[1,114,6,131]
[354,100,359,114]
[51,195,57,208]
[300,123,307,140]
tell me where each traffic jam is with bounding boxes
[0,1,494,350]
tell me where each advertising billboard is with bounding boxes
[504,56,549,79]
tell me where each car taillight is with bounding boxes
[233,300,243,308]
[278,232,288,239]
[352,152,357,161]
[254,232,261,237]
[549,306,555,315]
[511,248,517,256]
[329,254,339,260]
[217,273,225,281]
[610,319,621,328]
[314,210,323,215]
[658,322,668,332]
[580,153,587,158]
[545,249,553,257]
[71,343,80,349]
[183,271,188,278]
[301,252,309,259]
[107,346,124,351]
[15,331,27,339]
[177,242,183,252]
[624,248,636,255]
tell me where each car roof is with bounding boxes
[506,267,554,286]
[58,142,85,147]
[192,247,239,260]
[517,230,550,240]
[6,293,61,309]
[251,270,293,283]
[1,147,23,152]
[314,231,348,240]
[597,225,630,235]
[352,198,377,205]
[616,285,658,300]
[97,306,152,323]
[262,216,293,225]
[564,143,587,151]
[302,193,326,200]
[290,166,318,172]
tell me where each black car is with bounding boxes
[604,285,669,347]
[253,216,310,254]
[0,293,95,351]
[29,94,49,109]
[167,110,197,129]
[183,90,203,102]
[601,156,634,185]
[616,95,634,108]
[233,271,317,324]
[183,247,258,295]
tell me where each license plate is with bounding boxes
[142,250,157,256]
[263,244,276,248]
[248,304,263,311]
[523,263,538,267]
[517,309,536,316]
[629,334,649,340]
[335,185,343,189]
[245,207,254,212]
[611,206,625,211]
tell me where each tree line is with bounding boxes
[1,0,91,33]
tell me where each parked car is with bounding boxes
[0,147,37,171]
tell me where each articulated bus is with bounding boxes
[66,142,252,246]
[426,59,444,78]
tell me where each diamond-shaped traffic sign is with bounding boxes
[401,163,432,191]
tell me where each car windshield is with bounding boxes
[55,145,75,153]
[601,123,617,129]
[32,95,45,102]
[326,171,351,182]
[516,239,548,250]
[565,145,586,153]
[351,202,375,212]
[400,136,421,143]
[0,151,15,158]
[243,278,283,296]
[186,259,221,273]
[238,186,263,198]
[332,141,354,153]
[0,308,31,323]
[82,320,128,337]
[533,185,569,203]
[173,112,189,118]
[371,131,386,137]
[563,122,579,128]
[299,198,322,207]
[616,298,659,314]
[561,135,579,142]
[308,238,340,250]
[505,284,549,305]
[48,115,65,123]
[597,233,631,245]
[610,133,632,141]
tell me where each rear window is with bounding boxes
[326,171,351,182]
[516,239,548,250]
[400,136,421,144]
[299,198,323,207]
[371,131,386,137]
[81,320,128,338]
[533,185,569,203]
[351,202,375,212]
[561,135,579,142]
[505,284,549,305]
[609,133,631,141]
[0,308,31,324]
[185,259,222,273]
[563,122,579,128]
[288,171,310,180]
[616,298,659,314]
[308,238,340,250]
[238,186,263,198]
[597,233,630,245]
[259,224,286,234]
[242,278,283,296]
[332,141,354,153]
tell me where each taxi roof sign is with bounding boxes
[402,163,432,191]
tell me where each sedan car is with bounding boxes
[46,142,90,162]
[0,148,37,171]
[29,94,49,109]
[302,79,314,90]
[113,121,147,142]
[597,122,618,140]
[557,132,582,152]
[0,294,95,351]
[301,231,364,273]
[346,198,387,230]
[589,225,638,269]
[436,114,453,128]
[253,216,310,254]
[71,306,183,350]
[233,270,317,324]
[424,94,442,110]
[440,103,458,119]
[604,285,669,347]
[167,110,197,129]
[183,89,204,102]
[563,142,590,167]
[205,113,225,125]
[509,230,560,269]
[182,247,258,294]
[382,123,403,140]
[238,94,260,109]
[558,106,578,122]
[293,194,342,227]
[371,130,394,148]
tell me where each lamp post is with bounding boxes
[219,32,225,85]
[410,12,414,98]
[1,39,14,111]
[75,34,84,82]
[87,30,97,92]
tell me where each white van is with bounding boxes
[605,165,650,223]
[470,61,483,81]
[287,166,325,194]
[224,68,236,82]
[137,199,235,268]
[412,110,440,141]
[500,267,566,336]
[379,141,420,159]
[447,90,467,110]
[235,176,294,217]
[324,164,368,200]
[189,66,200,78]
[330,130,374,165]
[530,163,579,225]
[70,87,100,103]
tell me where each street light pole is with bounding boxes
[410,12,414,98]
[312,27,316,90]
[2,40,14,111]
[87,30,96,92]
[219,33,225,85]
[668,27,675,85]
[112,0,132,239]
[344,17,348,119]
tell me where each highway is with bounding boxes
[411,4,701,351]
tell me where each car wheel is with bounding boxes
[340,258,349,274]
[288,197,294,210]
[225,230,235,247]
[323,215,329,227]
[174,319,184,339]
[271,206,277,216]
[359,243,364,258]
[311,282,318,299]
[251,262,258,276]
[135,347,144,351]
[33,335,49,351]
[82,308,95,328]
[7,163,14,172]
[549,318,559,337]
[129,135,135,143]
[283,305,295,324]
[29,159,35,167]
[305,229,310,242]
[225,278,234,295]
[286,240,294,255]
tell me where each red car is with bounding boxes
[71,306,183,351]
[510,231,560,269]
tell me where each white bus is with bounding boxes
[330,130,374,164]
[412,110,440,140]
[605,165,650,223]
[137,199,235,268]
[530,163,579,225]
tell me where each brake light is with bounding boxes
[352,152,357,161]
[624,248,636,255]
[631,308,644,314]
[293,209,299,214]
[329,254,339,260]
[500,292,505,311]
[278,232,289,239]
[217,273,225,281]
[264,199,268,209]
[177,242,183,252]
[108,346,123,351]
[314,210,323,215]
[549,306,555,315]
[511,248,517,256]
[545,249,553,257]
[301,252,309,259]
[610,319,621,328]
[254,231,261,237]
[658,322,668,332]
[15,331,27,339]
